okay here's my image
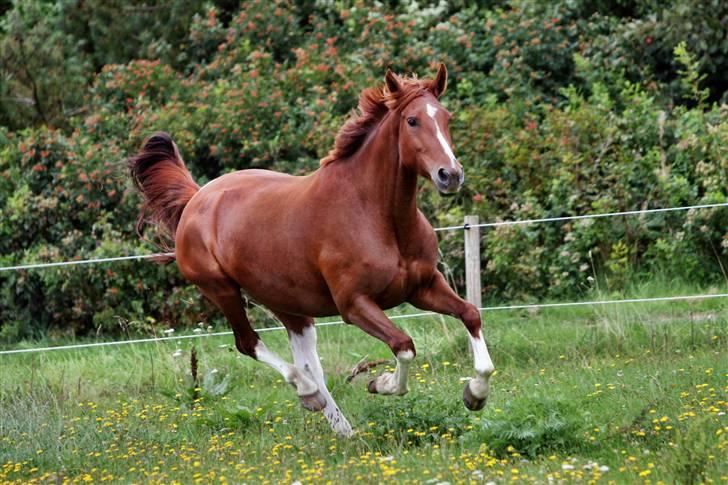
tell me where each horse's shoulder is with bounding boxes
[408,211,438,252]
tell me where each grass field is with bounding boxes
[1,285,726,484]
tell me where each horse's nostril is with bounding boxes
[437,168,449,182]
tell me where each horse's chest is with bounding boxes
[375,256,435,308]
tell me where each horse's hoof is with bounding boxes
[463,382,487,411]
[299,390,327,412]
[367,378,378,394]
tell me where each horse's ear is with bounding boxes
[385,69,401,94]
[430,63,448,98]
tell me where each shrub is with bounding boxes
[464,395,589,457]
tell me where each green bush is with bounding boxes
[464,395,589,457]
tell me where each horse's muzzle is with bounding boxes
[433,166,464,195]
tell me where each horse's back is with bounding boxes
[198,169,299,194]
[175,168,339,315]
[178,169,304,247]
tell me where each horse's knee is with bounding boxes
[460,303,482,337]
[234,335,259,357]
[390,335,416,357]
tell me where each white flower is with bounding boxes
[193,328,203,334]
[163,328,175,334]
[172,349,182,358]
[562,464,575,470]
[599,465,610,472]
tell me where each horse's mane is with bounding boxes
[320,73,436,165]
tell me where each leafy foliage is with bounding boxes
[465,395,588,457]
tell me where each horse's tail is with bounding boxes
[128,132,200,253]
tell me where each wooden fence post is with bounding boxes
[464,215,482,308]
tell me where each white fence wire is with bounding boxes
[433,202,728,231]
[1,292,725,355]
[0,201,726,355]
[0,253,176,272]
[1,202,726,272]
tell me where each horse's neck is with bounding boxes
[348,115,419,236]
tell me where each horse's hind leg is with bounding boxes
[194,278,325,411]
[275,312,353,437]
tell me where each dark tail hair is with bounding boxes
[128,132,200,253]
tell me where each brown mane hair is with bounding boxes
[320,73,437,165]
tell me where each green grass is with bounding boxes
[1,289,726,484]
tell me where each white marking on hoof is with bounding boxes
[299,390,327,412]
[467,333,494,400]
[324,403,354,437]
[397,349,414,361]
[254,341,318,396]
[289,326,354,436]
[369,372,407,395]
[467,376,490,400]
[463,380,487,411]
[369,350,413,395]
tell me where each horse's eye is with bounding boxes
[407,117,417,127]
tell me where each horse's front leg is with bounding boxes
[340,295,416,396]
[410,271,494,410]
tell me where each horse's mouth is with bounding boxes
[434,179,462,196]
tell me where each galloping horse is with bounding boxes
[129,64,494,436]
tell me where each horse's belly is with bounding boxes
[244,286,340,318]
[232,259,340,317]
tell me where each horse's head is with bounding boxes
[387,64,463,195]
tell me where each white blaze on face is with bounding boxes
[426,103,457,168]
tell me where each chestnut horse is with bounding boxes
[129,64,494,437]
